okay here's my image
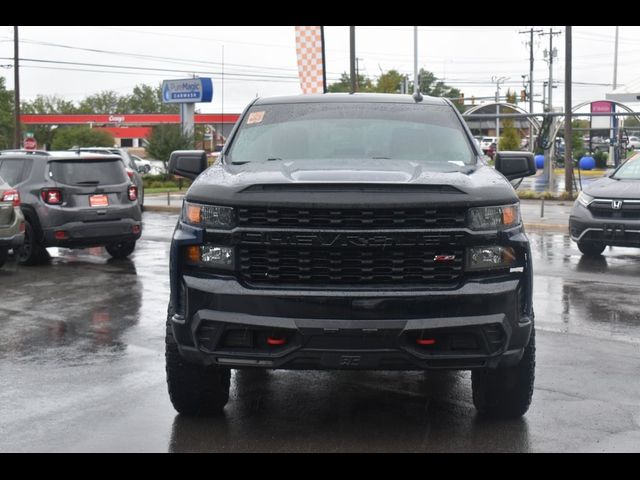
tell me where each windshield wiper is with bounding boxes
[75,180,100,185]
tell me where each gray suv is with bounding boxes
[0,151,142,265]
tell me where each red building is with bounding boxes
[20,113,240,148]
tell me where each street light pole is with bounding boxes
[413,26,418,94]
[492,76,508,150]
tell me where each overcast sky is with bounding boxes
[1,26,638,114]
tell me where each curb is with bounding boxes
[524,223,568,233]
[144,205,181,213]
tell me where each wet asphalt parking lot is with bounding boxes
[1,212,639,452]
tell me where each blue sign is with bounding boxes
[162,78,213,104]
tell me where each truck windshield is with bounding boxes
[227,102,475,170]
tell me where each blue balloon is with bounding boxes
[534,154,545,169]
[579,156,595,170]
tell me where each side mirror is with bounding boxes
[494,151,536,180]
[168,150,208,180]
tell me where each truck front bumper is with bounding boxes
[172,275,533,371]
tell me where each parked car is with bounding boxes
[570,153,640,256]
[480,136,498,154]
[130,154,152,174]
[0,173,25,268]
[626,136,640,150]
[71,148,145,209]
[0,150,142,265]
[165,94,537,418]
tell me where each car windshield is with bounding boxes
[227,102,475,171]
[49,159,128,185]
[613,158,640,180]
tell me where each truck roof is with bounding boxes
[253,93,448,106]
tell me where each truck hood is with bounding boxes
[186,159,519,208]
[585,177,640,199]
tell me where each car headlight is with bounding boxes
[577,192,594,207]
[183,202,235,229]
[186,244,235,270]
[467,204,520,230]
[467,246,517,271]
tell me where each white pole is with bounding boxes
[413,26,418,94]
[613,26,619,90]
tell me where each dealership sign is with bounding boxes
[162,78,213,104]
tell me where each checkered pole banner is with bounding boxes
[295,26,325,94]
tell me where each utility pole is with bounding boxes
[519,27,543,151]
[565,26,573,195]
[349,26,356,94]
[613,26,619,89]
[413,26,418,94]
[540,28,561,112]
[13,26,21,149]
[491,76,508,149]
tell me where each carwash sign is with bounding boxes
[162,78,213,104]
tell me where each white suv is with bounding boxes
[480,136,497,153]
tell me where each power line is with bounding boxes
[0,56,345,82]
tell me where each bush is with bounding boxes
[593,150,608,169]
[142,174,191,190]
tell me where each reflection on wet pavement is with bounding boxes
[1,213,639,452]
[528,231,640,343]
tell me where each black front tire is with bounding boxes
[106,240,136,259]
[0,246,7,268]
[577,241,606,257]
[472,329,536,418]
[17,221,49,266]
[166,304,230,416]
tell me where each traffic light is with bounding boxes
[520,90,527,102]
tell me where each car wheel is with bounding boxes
[106,240,136,259]
[166,303,231,415]
[577,241,606,257]
[0,246,8,268]
[472,328,535,418]
[17,221,49,266]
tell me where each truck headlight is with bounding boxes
[467,246,517,271]
[467,204,520,230]
[577,192,594,207]
[186,245,234,270]
[183,202,235,229]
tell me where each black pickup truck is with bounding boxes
[165,93,537,418]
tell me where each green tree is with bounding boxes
[505,89,517,104]
[327,73,374,92]
[78,90,129,114]
[375,69,405,93]
[124,84,178,114]
[570,119,589,160]
[499,118,520,151]
[51,126,114,150]
[22,95,78,148]
[0,78,14,150]
[147,125,194,174]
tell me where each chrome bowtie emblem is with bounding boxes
[612,200,623,210]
